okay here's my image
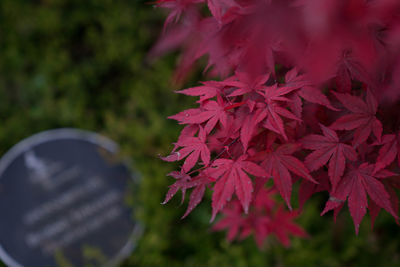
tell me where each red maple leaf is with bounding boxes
[207,0,237,23]
[181,173,213,218]
[255,143,317,210]
[161,126,210,172]
[330,90,382,146]
[240,107,270,152]
[213,188,306,248]
[161,170,213,219]
[212,201,245,241]
[224,71,270,97]
[321,163,398,234]
[301,124,357,190]
[162,171,192,205]
[155,0,203,29]
[209,155,267,221]
[256,84,301,140]
[374,134,400,172]
[175,80,222,102]
[267,207,308,247]
[335,52,374,93]
[169,97,229,133]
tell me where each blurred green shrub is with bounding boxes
[0,1,398,266]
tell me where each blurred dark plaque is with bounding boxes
[0,129,142,267]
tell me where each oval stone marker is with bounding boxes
[0,129,142,267]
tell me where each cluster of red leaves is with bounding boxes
[155,0,400,247]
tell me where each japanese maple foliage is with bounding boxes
[155,0,400,248]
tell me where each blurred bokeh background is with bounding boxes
[0,0,399,266]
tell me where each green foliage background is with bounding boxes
[0,1,399,266]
